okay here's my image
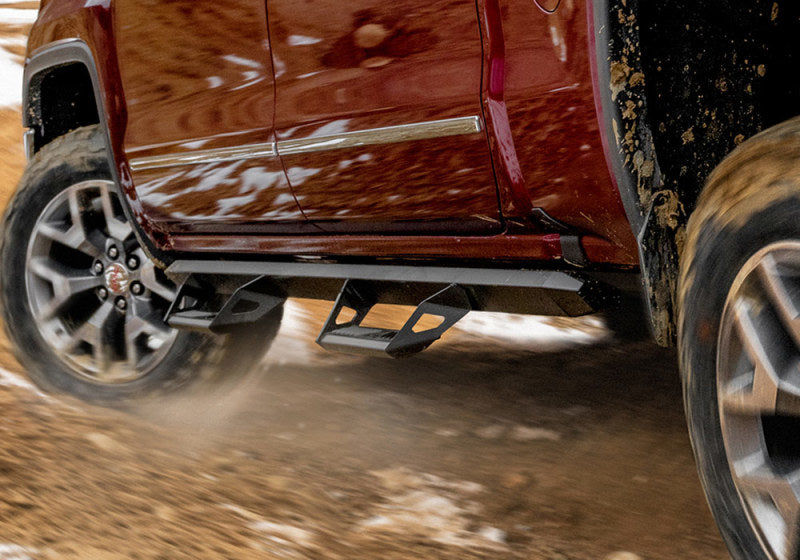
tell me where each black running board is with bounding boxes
[164,260,619,355]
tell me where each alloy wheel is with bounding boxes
[25,180,179,383]
[718,241,800,560]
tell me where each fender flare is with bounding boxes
[23,39,175,268]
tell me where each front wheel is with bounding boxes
[680,117,800,560]
[0,126,281,403]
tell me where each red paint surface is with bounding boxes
[268,0,501,230]
[114,0,303,228]
[25,0,640,267]
[170,232,569,261]
[27,0,145,233]
[479,0,532,218]
[479,0,636,263]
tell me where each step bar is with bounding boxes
[164,259,617,356]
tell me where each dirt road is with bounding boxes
[0,309,731,560]
[0,5,730,559]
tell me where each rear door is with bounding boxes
[114,0,305,234]
[267,0,501,234]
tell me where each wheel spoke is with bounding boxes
[735,465,800,560]
[138,260,177,302]
[124,300,172,368]
[124,316,144,369]
[67,187,85,232]
[722,300,797,416]
[28,257,103,319]
[63,187,104,258]
[128,297,171,332]
[37,219,102,260]
[99,185,132,241]
[757,255,800,350]
[62,301,116,372]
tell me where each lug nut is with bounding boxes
[107,246,119,259]
[93,261,104,274]
[115,297,127,311]
[126,255,139,270]
[130,282,143,296]
[97,287,108,300]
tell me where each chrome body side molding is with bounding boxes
[129,143,277,171]
[278,116,483,155]
[128,116,483,171]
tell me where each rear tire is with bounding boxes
[0,126,282,403]
[679,117,800,560]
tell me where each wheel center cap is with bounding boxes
[104,263,130,295]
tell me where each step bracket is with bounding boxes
[316,281,471,357]
[166,275,284,333]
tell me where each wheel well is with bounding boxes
[638,1,800,215]
[26,62,100,153]
[596,0,800,346]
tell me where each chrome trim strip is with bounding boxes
[129,142,277,171]
[278,116,483,156]
[23,129,35,161]
[128,116,482,171]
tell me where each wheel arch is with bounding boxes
[24,40,104,155]
[23,39,175,269]
[593,0,800,346]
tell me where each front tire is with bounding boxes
[0,125,281,403]
[680,117,800,560]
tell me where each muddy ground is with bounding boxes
[0,6,731,560]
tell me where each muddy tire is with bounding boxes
[679,117,800,560]
[0,126,282,403]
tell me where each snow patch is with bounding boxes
[477,526,507,544]
[0,38,24,107]
[266,301,608,368]
[248,520,315,547]
[0,36,25,47]
[0,544,36,560]
[0,367,52,400]
[370,468,485,495]
[360,467,506,550]
[221,503,316,555]
[0,8,37,25]
[454,312,607,349]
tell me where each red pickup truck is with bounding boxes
[2,1,798,558]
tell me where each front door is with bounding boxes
[114,0,305,234]
[267,0,501,234]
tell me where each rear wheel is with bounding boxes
[0,126,282,403]
[680,117,800,560]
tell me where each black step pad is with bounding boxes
[316,281,471,358]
